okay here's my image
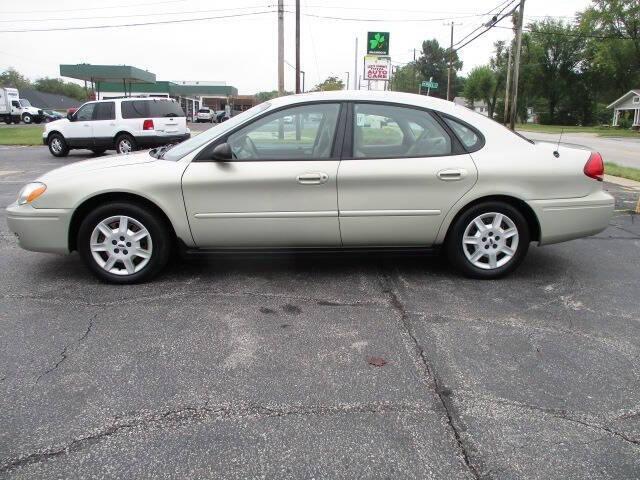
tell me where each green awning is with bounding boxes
[60,64,155,84]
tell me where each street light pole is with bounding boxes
[509,0,525,130]
[354,37,358,90]
[447,22,454,101]
[345,71,350,90]
[277,0,284,96]
[295,0,301,94]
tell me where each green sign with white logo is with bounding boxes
[367,32,389,55]
[421,80,439,89]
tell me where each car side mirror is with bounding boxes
[67,113,75,121]
[211,142,233,161]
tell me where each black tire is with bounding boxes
[3,117,10,124]
[77,202,171,284]
[22,113,32,124]
[91,148,107,156]
[115,134,136,155]
[47,133,69,157]
[445,201,530,279]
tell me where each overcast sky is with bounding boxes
[0,0,591,94]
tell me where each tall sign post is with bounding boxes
[365,32,391,91]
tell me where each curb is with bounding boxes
[604,174,640,190]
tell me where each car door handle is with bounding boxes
[297,172,328,185]
[437,169,467,181]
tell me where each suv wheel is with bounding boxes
[77,202,171,284]
[446,201,530,279]
[48,133,69,157]
[116,134,136,155]
[22,113,32,124]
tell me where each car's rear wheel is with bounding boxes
[78,202,171,284]
[446,201,530,279]
[48,133,69,157]
[115,134,136,155]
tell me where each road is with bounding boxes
[0,146,639,478]
[519,130,640,169]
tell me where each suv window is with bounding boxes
[121,100,149,119]
[94,102,115,121]
[149,100,185,118]
[353,104,451,158]
[227,103,341,161]
[75,103,96,122]
[198,109,210,113]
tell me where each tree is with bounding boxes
[389,63,423,93]
[311,76,344,92]
[464,66,497,117]
[34,77,88,101]
[255,90,292,103]
[0,68,32,89]
[488,40,510,118]
[415,39,462,99]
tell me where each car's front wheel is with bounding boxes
[48,133,69,157]
[446,202,530,279]
[115,134,136,155]
[22,113,32,124]
[77,203,171,284]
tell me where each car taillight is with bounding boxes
[143,119,154,130]
[584,152,604,181]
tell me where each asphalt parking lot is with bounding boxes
[0,146,639,479]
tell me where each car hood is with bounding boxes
[39,152,156,182]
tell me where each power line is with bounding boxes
[453,0,519,47]
[0,10,276,33]
[454,3,520,51]
[297,12,495,23]
[3,0,192,15]
[492,24,635,40]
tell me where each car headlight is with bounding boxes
[17,182,47,205]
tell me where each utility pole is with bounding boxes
[503,38,513,125]
[345,71,350,90]
[295,0,301,94]
[509,0,525,130]
[353,37,358,90]
[277,0,284,96]
[447,22,454,101]
[301,70,305,93]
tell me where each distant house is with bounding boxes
[453,97,536,123]
[19,89,82,112]
[607,89,640,127]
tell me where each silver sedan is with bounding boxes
[6,91,614,283]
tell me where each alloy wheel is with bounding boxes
[118,139,133,154]
[89,215,153,276]
[50,138,63,154]
[462,212,519,270]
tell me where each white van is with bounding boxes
[43,97,190,157]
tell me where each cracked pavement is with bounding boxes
[1,146,639,479]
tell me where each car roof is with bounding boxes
[268,90,458,115]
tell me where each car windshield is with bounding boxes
[162,102,271,161]
[19,99,31,107]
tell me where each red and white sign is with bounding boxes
[364,55,391,81]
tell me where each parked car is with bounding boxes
[216,110,229,123]
[196,108,215,123]
[42,97,190,157]
[42,109,64,122]
[7,91,614,283]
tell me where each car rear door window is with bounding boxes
[227,103,341,161]
[121,100,149,119]
[93,102,115,121]
[353,103,451,158]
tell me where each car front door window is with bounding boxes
[227,103,341,160]
[75,104,96,122]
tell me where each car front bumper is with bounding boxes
[529,190,615,246]
[6,203,72,254]
[137,133,191,148]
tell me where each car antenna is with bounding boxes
[553,128,564,158]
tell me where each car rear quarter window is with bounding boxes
[121,100,149,119]
[443,116,483,151]
[148,101,185,118]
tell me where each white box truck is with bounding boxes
[0,87,23,124]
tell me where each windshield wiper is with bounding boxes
[153,143,176,159]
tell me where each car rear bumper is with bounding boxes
[136,133,190,148]
[6,203,72,254]
[528,190,615,245]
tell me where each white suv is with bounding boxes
[43,97,190,157]
[196,107,214,123]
